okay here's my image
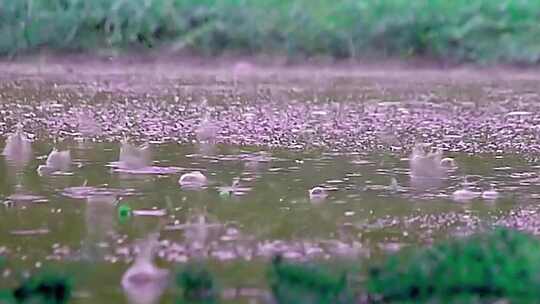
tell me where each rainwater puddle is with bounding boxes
[2,66,540,302]
[0,140,537,303]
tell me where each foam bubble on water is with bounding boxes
[308,186,328,203]
[179,171,208,189]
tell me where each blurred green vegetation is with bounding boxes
[366,228,540,303]
[176,263,219,304]
[9,271,72,304]
[268,255,355,304]
[2,0,540,63]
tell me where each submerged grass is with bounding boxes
[2,0,540,63]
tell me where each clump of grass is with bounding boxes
[2,0,540,64]
[366,228,540,303]
[176,263,218,304]
[268,255,354,304]
[12,271,72,304]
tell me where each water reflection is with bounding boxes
[83,194,117,260]
[184,213,222,253]
[121,234,168,304]
[410,175,445,192]
[6,184,45,203]
[2,128,43,203]
[117,172,154,191]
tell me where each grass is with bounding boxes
[2,0,540,64]
[366,228,540,303]
[8,271,72,304]
[176,263,219,304]
[268,255,355,304]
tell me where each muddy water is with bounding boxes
[0,140,537,303]
[1,62,540,303]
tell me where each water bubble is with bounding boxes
[309,186,329,203]
[179,171,208,189]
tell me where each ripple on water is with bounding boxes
[112,165,183,175]
[6,193,47,203]
[10,228,50,236]
[61,186,138,199]
[132,209,167,217]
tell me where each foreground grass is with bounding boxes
[1,271,72,304]
[367,228,540,303]
[2,0,540,64]
[3,228,540,303]
[268,255,354,304]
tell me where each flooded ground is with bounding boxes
[2,59,540,303]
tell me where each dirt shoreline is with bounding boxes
[1,54,540,83]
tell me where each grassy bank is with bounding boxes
[2,1,540,63]
[3,0,540,64]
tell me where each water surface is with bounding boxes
[1,63,540,302]
[1,140,538,302]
